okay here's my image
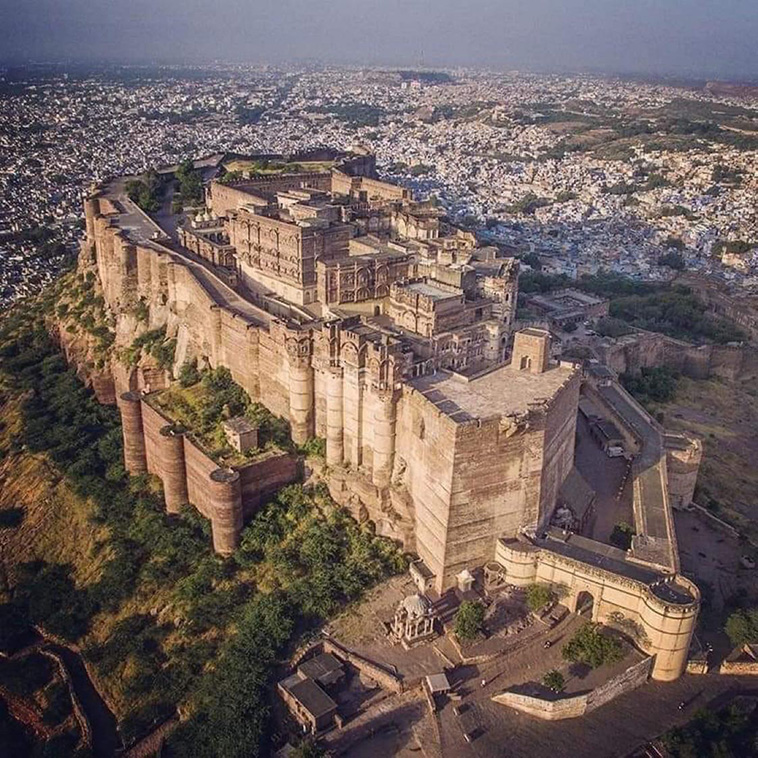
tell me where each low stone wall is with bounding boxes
[719,658,758,675]
[322,638,405,694]
[39,648,93,750]
[492,689,587,720]
[492,657,653,720]
[686,658,709,675]
[585,656,653,711]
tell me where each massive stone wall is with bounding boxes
[87,190,574,593]
[121,395,298,553]
[598,330,751,382]
[392,369,580,592]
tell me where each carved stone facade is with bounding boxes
[227,208,351,305]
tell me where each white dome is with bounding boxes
[402,593,429,618]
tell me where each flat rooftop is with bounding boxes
[404,281,459,301]
[98,178,166,244]
[280,675,337,719]
[410,362,575,423]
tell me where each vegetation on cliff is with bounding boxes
[55,269,115,370]
[0,296,405,755]
[119,325,176,369]
[151,364,292,464]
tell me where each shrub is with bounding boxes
[300,437,326,460]
[178,358,201,387]
[562,623,623,669]
[542,670,565,692]
[526,583,554,612]
[724,608,758,648]
[454,601,485,641]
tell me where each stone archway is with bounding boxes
[575,590,595,617]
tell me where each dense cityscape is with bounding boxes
[1,40,758,758]
[2,64,758,306]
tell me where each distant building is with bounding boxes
[525,288,609,328]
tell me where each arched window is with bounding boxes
[520,355,532,371]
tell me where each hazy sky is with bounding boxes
[1,0,758,79]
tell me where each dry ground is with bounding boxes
[655,374,758,541]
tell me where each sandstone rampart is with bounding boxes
[597,329,752,382]
[120,393,298,553]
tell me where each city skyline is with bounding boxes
[1,0,758,79]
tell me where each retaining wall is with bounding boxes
[492,656,653,720]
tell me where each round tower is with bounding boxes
[372,391,397,488]
[118,391,147,474]
[640,575,700,681]
[209,468,243,555]
[157,424,188,514]
[325,368,344,466]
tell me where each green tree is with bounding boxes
[542,670,565,692]
[724,608,758,648]
[525,583,554,612]
[562,623,623,669]
[454,601,485,642]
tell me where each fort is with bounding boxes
[80,148,700,680]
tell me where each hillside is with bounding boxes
[657,373,758,540]
[0,290,405,757]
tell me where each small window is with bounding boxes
[520,355,531,370]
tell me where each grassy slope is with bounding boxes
[0,392,111,589]
[0,290,404,755]
[654,373,758,539]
